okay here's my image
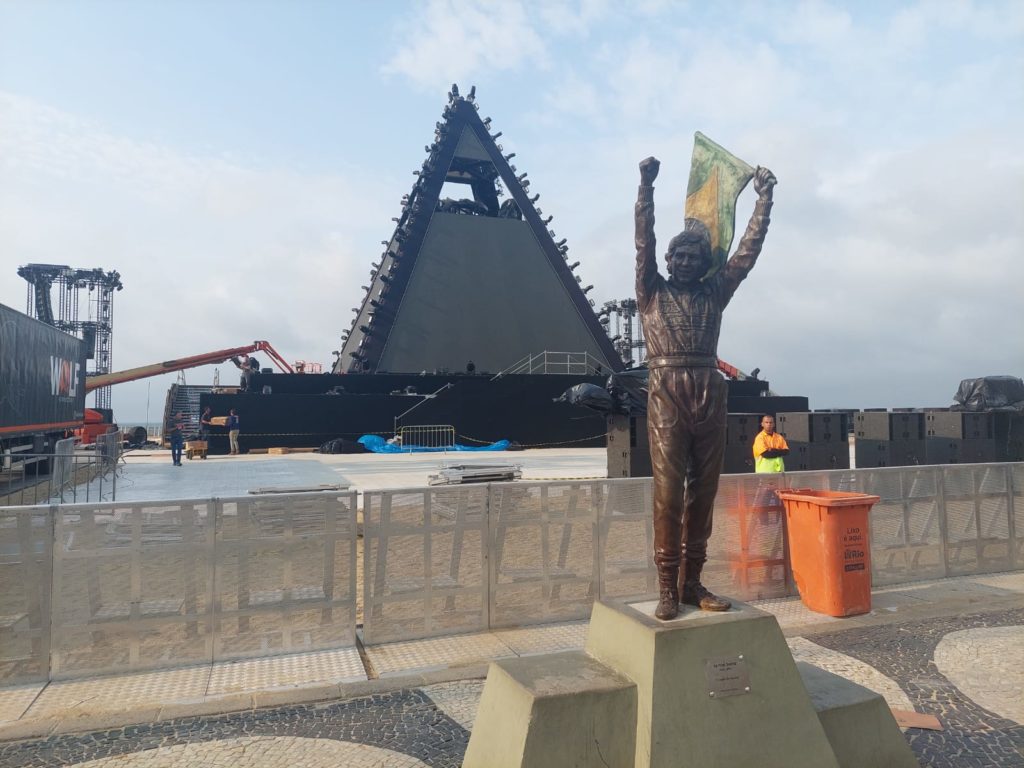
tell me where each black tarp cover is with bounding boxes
[953,376,1024,412]
[607,367,650,415]
[553,383,614,413]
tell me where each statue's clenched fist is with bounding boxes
[754,166,777,199]
[639,156,661,185]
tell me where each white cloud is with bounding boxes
[0,91,391,419]
[382,0,547,89]
[538,0,610,36]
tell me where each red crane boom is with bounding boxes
[85,341,294,392]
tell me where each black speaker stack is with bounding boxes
[724,413,760,474]
[924,410,997,464]
[776,411,851,471]
[854,411,926,467]
[606,414,653,477]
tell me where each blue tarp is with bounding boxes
[357,435,510,454]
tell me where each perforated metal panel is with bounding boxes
[43,491,357,680]
[855,467,943,585]
[362,486,489,644]
[942,465,1013,575]
[596,478,656,602]
[0,505,53,684]
[714,474,790,599]
[489,481,599,628]
[214,492,358,660]
[50,498,216,678]
[1012,464,1023,566]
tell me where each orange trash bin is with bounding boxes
[776,489,880,617]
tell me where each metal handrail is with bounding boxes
[492,350,608,379]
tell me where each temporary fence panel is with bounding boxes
[713,472,792,600]
[362,485,489,645]
[1013,464,1023,566]
[941,464,1014,575]
[32,490,356,681]
[50,498,216,679]
[488,481,600,628]
[397,425,456,450]
[0,505,53,684]
[850,466,945,586]
[50,438,75,500]
[214,492,358,660]
[595,478,656,602]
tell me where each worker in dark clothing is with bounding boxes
[198,407,213,443]
[226,409,241,455]
[636,156,776,620]
[167,411,186,466]
[232,355,255,393]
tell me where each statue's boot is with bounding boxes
[654,563,680,620]
[680,559,731,612]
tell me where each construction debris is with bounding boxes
[428,463,522,486]
[248,482,351,494]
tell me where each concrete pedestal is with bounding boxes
[464,599,919,767]
[798,662,919,768]
[462,650,637,768]
[586,599,840,768]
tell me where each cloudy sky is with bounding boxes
[1,0,1022,421]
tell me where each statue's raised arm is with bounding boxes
[719,166,777,297]
[635,156,662,313]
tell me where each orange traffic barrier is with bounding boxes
[776,489,880,617]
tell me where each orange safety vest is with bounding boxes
[753,430,789,473]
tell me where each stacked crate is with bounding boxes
[854,411,926,468]
[925,411,996,464]
[724,414,761,474]
[776,412,850,471]
[606,414,652,477]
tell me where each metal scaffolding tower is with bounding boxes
[18,264,124,410]
[597,298,646,367]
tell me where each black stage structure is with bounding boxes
[197,86,808,458]
[333,84,621,376]
[198,372,805,455]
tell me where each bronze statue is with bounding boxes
[635,156,776,620]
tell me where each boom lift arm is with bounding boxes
[85,341,294,392]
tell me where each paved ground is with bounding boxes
[111,447,608,499]
[1,572,1021,767]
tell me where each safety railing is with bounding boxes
[493,351,608,378]
[397,424,457,451]
[361,463,1023,644]
[0,434,121,507]
[0,491,358,684]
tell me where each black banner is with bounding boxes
[0,303,86,438]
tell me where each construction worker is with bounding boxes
[168,412,185,466]
[753,415,789,473]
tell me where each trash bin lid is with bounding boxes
[776,489,880,507]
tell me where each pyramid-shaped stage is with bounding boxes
[335,85,623,375]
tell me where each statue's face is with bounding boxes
[667,242,706,286]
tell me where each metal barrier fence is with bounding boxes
[0,435,121,507]
[0,491,358,684]
[361,463,1023,644]
[2,465,1020,681]
[397,425,456,450]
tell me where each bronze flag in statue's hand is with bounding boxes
[683,132,755,279]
